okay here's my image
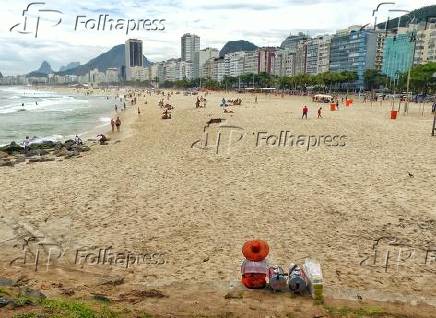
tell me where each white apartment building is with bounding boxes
[181,33,200,62]
[295,41,307,75]
[305,35,331,75]
[176,60,192,80]
[413,22,436,64]
[193,47,219,79]
[163,59,178,82]
[105,68,119,83]
[274,49,296,76]
[89,68,106,84]
[242,51,258,74]
[212,57,226,82]
[224,52,246,77]
[201,58,214,79]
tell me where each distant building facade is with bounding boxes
[125,39,145,81]
[382,32,414,79]
[329,26,377,89]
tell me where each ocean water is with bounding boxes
[0,86,115,146]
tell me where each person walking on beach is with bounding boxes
[115,116,121,132]
[336,100,339,111]
[255,96,258,104]
[302,105,308,119]
[111,118,115,132]
[115,105,118,112]
[138,107,141,115]
[317,107,322,119]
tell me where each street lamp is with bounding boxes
[372,2,395,30]
[388,9,414,30]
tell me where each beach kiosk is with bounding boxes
[313,94,333,104]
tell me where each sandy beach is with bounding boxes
[0,90,435,317]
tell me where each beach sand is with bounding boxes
[0,90,435,317]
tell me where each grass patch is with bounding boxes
[0,287,12,296]
[324,305,386,318]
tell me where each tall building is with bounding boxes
[163,59,178,82]
[281,32,308,51]
[413,22,436,65]
[381,32,414,79]
[212,57,226,82]
[193,48,219,79]
[295,42,307,75]
[374,31,387,72]
[329,26,377,89]
[125,39,144,81]
[258,47,277,74]
[201,58,215,79]
[105,68,119,83]
[243,51,259,74]
[176,60,192,80]
[305,35,331,75]
[273,49,296,76]
[224,52,246,77]
[181,33,200,62]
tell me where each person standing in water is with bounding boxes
[111,118,115,132]
[115,117,121,132]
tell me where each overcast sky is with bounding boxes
[0,0,431,75]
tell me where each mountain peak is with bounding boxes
[219,40,258,57]
[31,61,53,75]
[59,62,80,72]
[57,44,151,76]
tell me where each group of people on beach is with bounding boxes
[110,117,122,132]
[195,96,207,108]
[302,106,323,119]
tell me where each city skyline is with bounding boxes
[0,0,430,75]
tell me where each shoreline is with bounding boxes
[0,85,136,147]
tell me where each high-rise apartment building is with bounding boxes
[329,26,377,89]
[193,48,219,79]
[181,33,200,62]
[125,39,144,81]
